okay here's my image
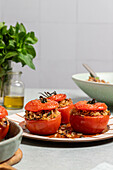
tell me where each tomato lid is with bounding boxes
[75,100,107,111]
[25,99,59,112]
[48,94,66,102]
[0,106,8,118]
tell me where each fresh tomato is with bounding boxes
[25,99,59,112]
[25,114,61,135]
[0,122,9,141]
[70,114,109,134]
[0,105,8,118]
[58,103,74,124]
[48,94,66,102]
[75,101,107,111]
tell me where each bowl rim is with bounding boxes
[0,120,23,145]
[72,72,113,87]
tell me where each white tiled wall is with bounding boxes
[0,0,113,89]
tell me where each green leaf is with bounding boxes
[0,57,5,65]
[19,23,26,33]
[25,32,38,44]
[0,40,5,49]
[16,53,35,69]
[0,35,3,39]
[0,22,5,29]
[7,40,15,49]
[9,25,15,35]
[15,22,20,34]
[1,26,7,35]
[25,36,37,44]
[24,44,36,58]
[5,52,18,59]
[18,32,26,43]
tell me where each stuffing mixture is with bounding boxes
[25,108,60,121]
[58,98,72,108]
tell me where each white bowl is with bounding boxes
[72,72,113,106]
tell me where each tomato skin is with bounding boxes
[0,123,9,141]
[0,106,8,118]
[25,114,61,135]
[58,103,74,124]
[75,101,107,111]
[70,114,109,134]
[48,94,66,102]
[25,99,59,112]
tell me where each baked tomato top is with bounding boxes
[25,99,59,112]
[48,94,66,102]
[75,100,107,111]
[0,106,8,118]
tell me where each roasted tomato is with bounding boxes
[25,98,59,112]
[0,105,8,118]
[44,91,74,124]
[58,102,74,124]
[25,114,61,135]
[75,100,107,111]
[0,106,9,141]
[70,99,110,134]
[48,93,66,102]
[25,97,61,135]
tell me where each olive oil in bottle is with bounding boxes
[4,96,24,109]
[3,71,24,110]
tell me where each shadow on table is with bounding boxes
[21,137,113,149]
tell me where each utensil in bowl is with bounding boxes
[0,120,23,163]
[72,72,113,105]
[82,64,98,78]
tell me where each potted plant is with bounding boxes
[0,22,38,102]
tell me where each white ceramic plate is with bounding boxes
[72,72,113,105]
[8,112,113,143]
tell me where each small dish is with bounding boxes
[0,120,23,163]
[72,72,113,105]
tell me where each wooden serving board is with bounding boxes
[0,148,23,170]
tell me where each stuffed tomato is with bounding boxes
[25,97,61,135]
[47,91,74,124]
[70,99,110,134]
[0,105,9,141]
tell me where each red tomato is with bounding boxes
[0,122,9,141]
[58,103,74,124]
[75,101,107,111]
[25,114,61,135]
[48,94,66,102]
[0,106,8,118]
[25,99,59,112]
[70,114,109,134]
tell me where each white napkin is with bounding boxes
[91,162,113,170]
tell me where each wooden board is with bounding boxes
[0,148,23,170]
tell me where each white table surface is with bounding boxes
[8,88,113,170]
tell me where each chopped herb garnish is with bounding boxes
[47,111,51,116]
[87,99,96,104]
[39,96,47,103]
[39,91,57,98]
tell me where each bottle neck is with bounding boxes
[7,71,22,81]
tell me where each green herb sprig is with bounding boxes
[0,22,38,76]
